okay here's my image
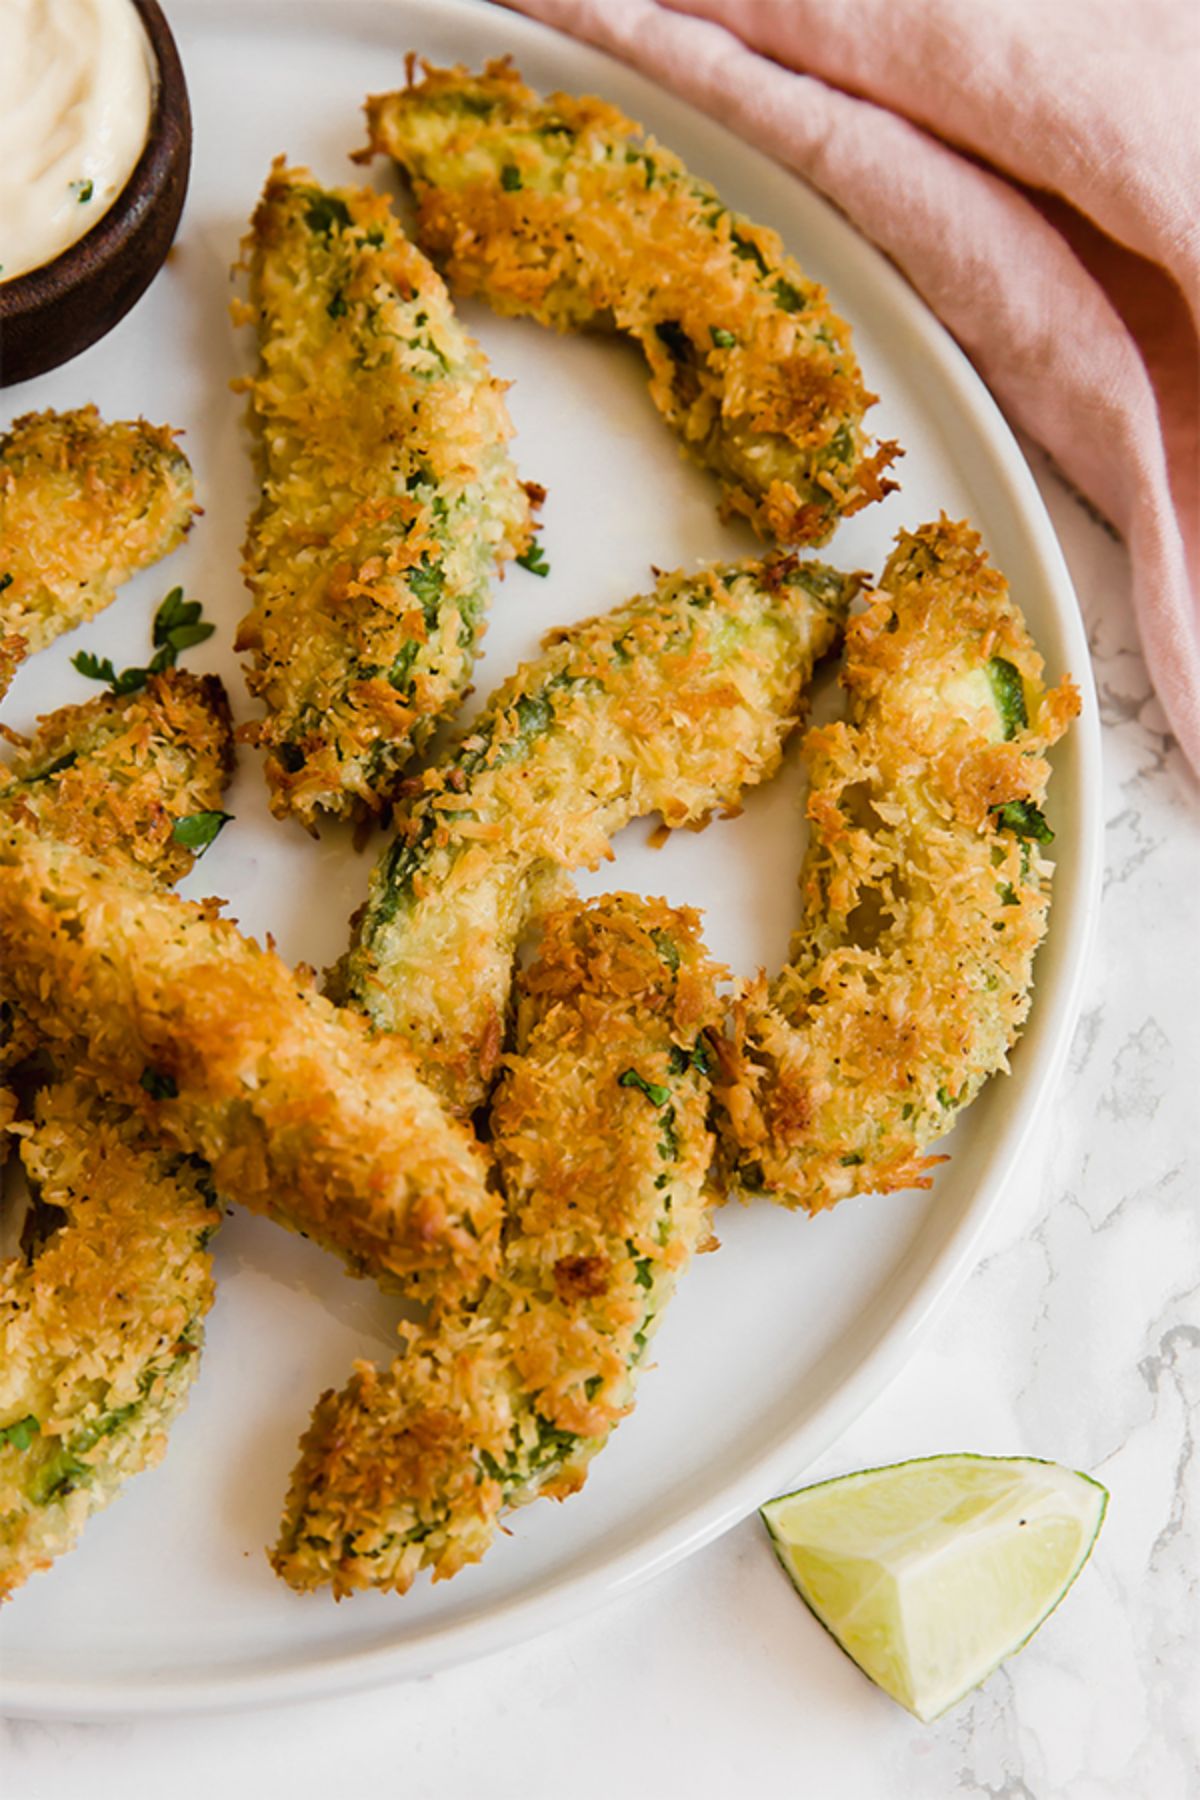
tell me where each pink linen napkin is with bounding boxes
[500,0,1200,772]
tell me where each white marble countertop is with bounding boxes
[2,458,1197,1799]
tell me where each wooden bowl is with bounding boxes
[0,0,192,389]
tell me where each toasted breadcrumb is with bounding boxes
[0,1083,217,1602]
[0,670,236,1079]
[0,675,234,1600]
[713,518,1080,1210]
[361,57,899,545]
[0,826,498,1297]
[334,553,856,1115]
[236,162,533,828]
[0,407,196,681]
[1,671,234,889]
[0,636,23,703]
[274,895,723,1596]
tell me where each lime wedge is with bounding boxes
[760,1454,1107,1722]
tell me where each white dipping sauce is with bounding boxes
[0,0,155,282]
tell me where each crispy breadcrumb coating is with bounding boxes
[361,57,899,545]
[0,671,234,889]
[0,1082,217,1602]
[274,895,723,1596]
[0,671,235,1079]
[0,636,21,702]
[0,675,234,1599]
[334,553,856,1116]
[236,162,534,828]
[713,518,1080,1210]
[0,407,196,681]
[0,825,498,1296]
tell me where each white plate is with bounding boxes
[0,0,1101,1716]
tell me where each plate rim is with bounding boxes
[0,0,1104,1717]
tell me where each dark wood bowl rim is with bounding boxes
[0,0,187,319]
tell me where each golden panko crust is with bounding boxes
[0,406,196,678]
[713,517,1080,1211]
[0,677,234,1602]
[0,635,23,702]
[1,671,234,887]
[0,826,498,1298]
[236,161,533,828]
[274,894,724,1596]
[0,670,236,1080]
[0,1082,217,1602]
[335,553,856,1115]
[361,57,899,545]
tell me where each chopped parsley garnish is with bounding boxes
[517,540,551,577]
[0,1415,39,1452]
[710,327,736,349]
[71,650,149,695]
[72,587,213,694]
[772,276,806,312]
[327,290,348,320]
[731,233,770,276]
[992,799,1054,843]
[304,193,351,236]
[71,179,94,204]
[140,1067,179,1101]
[500,163,523,191]
[668,1037,713,1077]
[171,810,234,853]
[839,1152,864,1167]
[618,1068,672,1107]
[0,572,12,594]
[153,587,215,656]
[988,657,1028,739]
[529,1416,580,1469]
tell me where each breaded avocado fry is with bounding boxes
[0,670,235,1079]
[714,519,1080,1211]
[0,407,196,680]
[335,554,856,1116]
[0,825,498,1297]
[0,674,234,1598]
[0,670,234,890]
[274,895,723,1596]
[236,162,534,827]
[0,1082,217,1602]
[361,58,899,546]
